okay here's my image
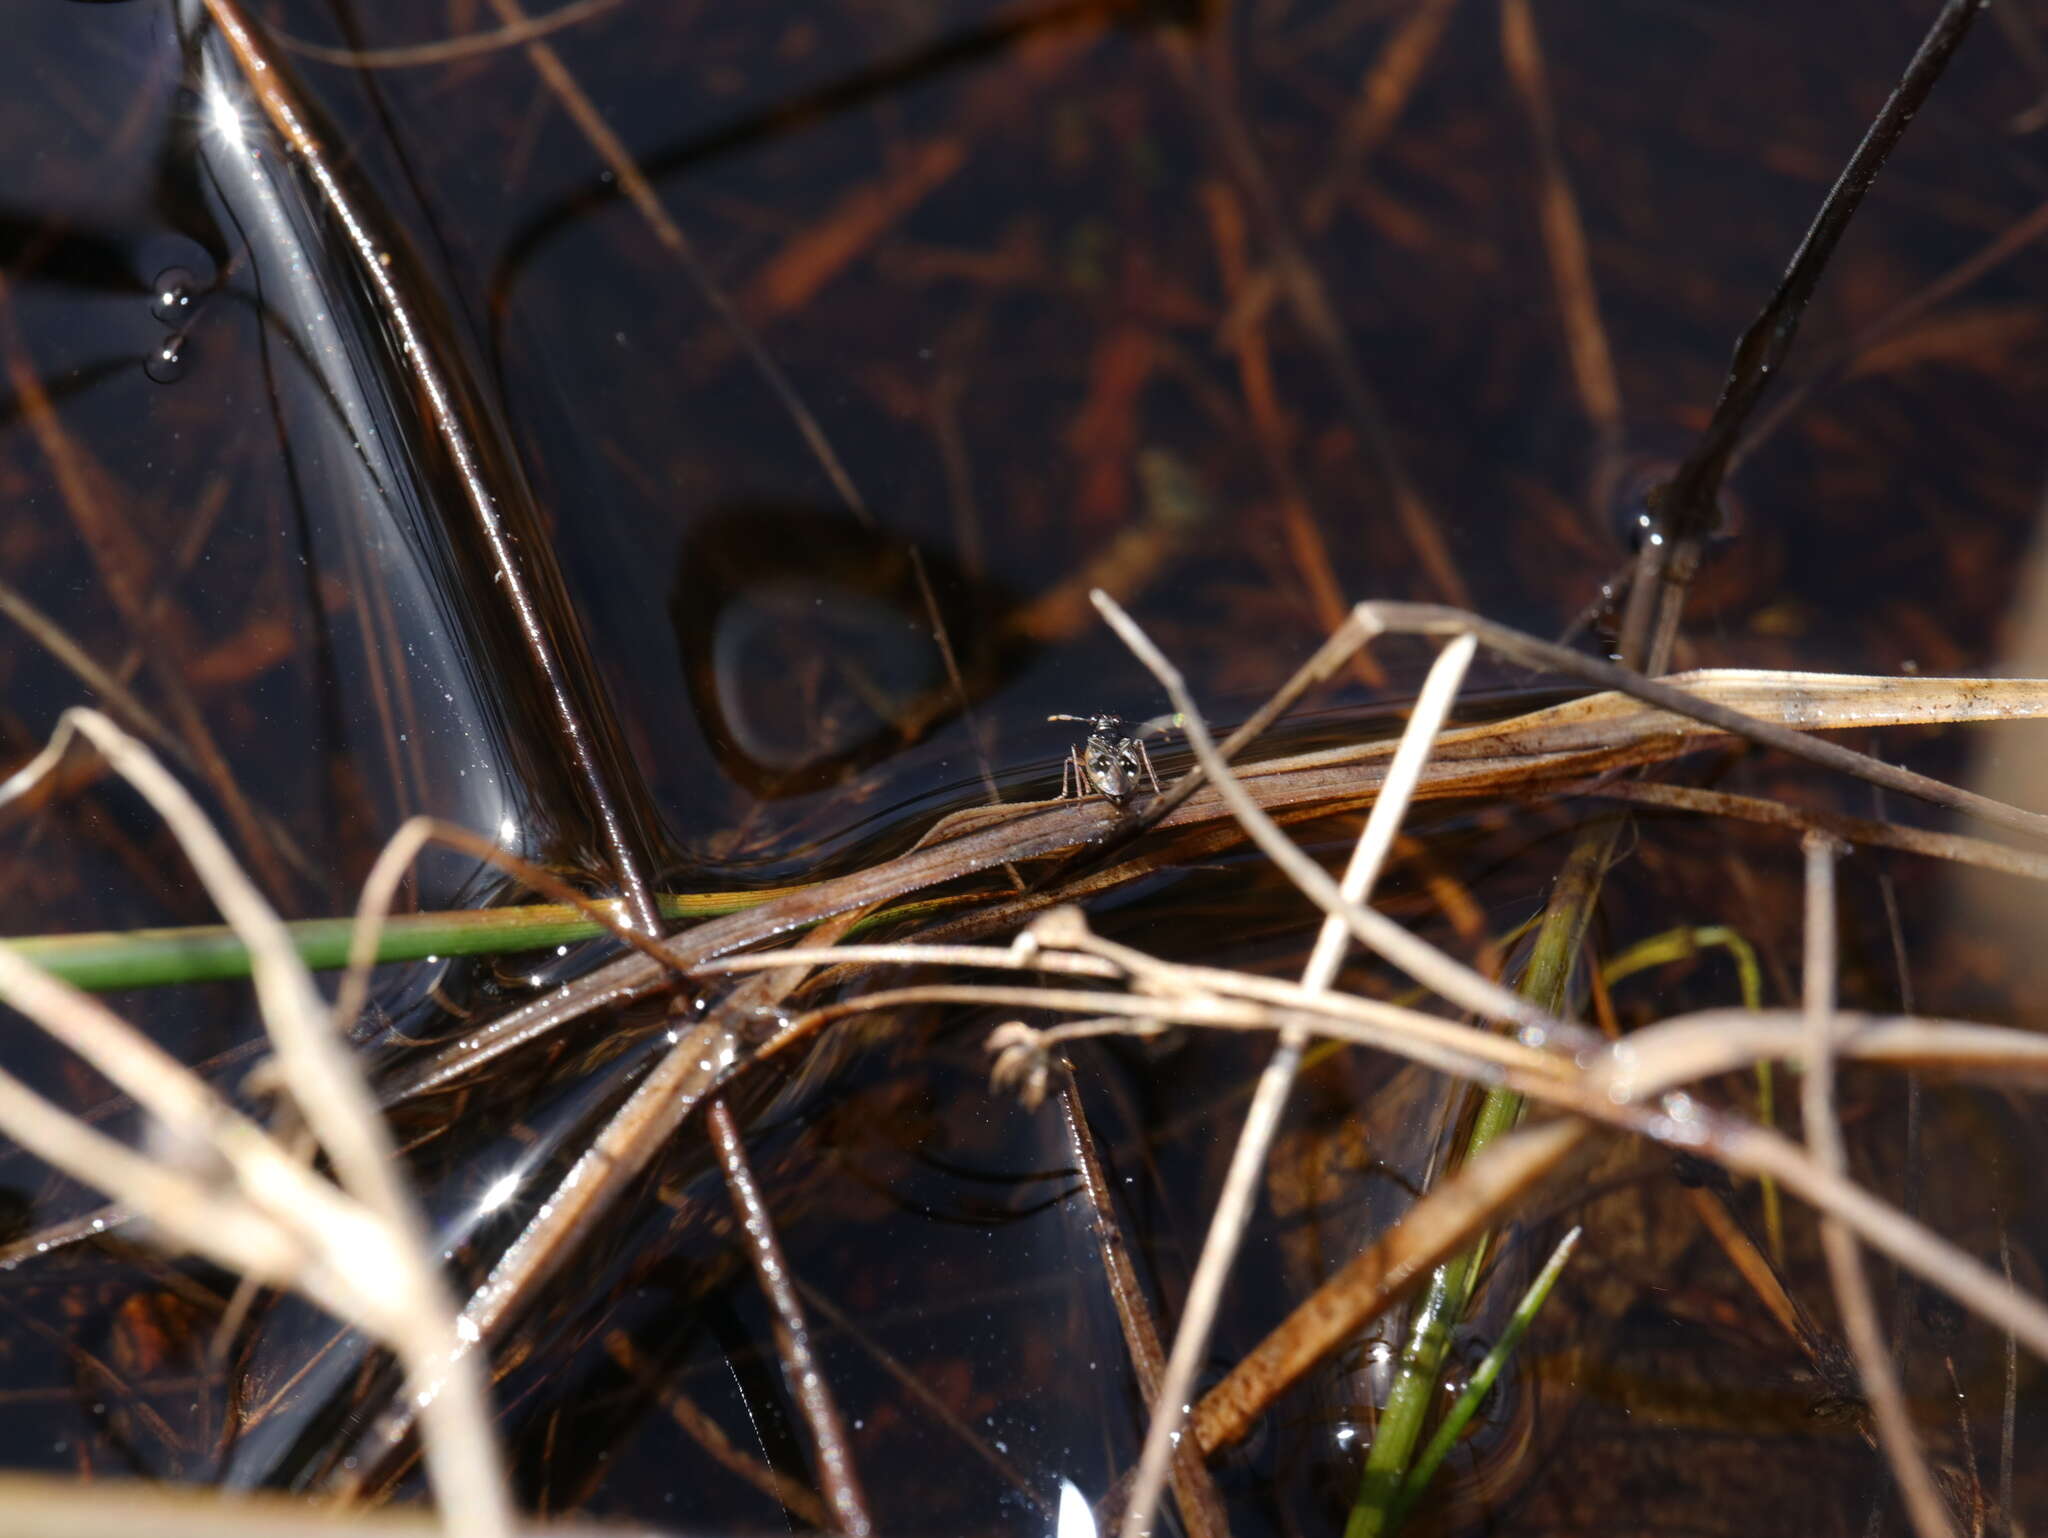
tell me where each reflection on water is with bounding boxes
[674,503,1010,798]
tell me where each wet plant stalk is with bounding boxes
[707,1099,873,1535]
[1384,1225,1583,1532]
[1347,815,1617,1538]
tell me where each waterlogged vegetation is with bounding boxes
[3,3,2048,1537]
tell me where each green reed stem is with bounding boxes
[1346,815,1618,1538]
[0,884,957,992]
[1384,1224,1582,1532]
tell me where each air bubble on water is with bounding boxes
[143,332,189,384]
[150,267,199,325]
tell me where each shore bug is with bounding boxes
[1049,713,1162,808]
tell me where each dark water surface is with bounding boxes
[3,0,2048,1533]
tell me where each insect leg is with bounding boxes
[1135,738,1161,794]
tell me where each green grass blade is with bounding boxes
[0,888,805,991]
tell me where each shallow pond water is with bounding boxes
[3,1,2048,1534]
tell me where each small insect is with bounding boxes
[1049,712,1163,808]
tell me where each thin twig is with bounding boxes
[1659,0,1986,546]
[602,1333,832,1530]
[746,969,1580,1086]
[0,711,509,1538]
[1500,0,1623,491]
[1113,622,1476,1538]
[1562,778,2048,885]
[1060,1076,1230,1538]
[705,1100,872,1536]
[1305,0,1460,228]
[0,575,191,770]
[1800,833,1952,1538]
[1119,1032,1292,1538]
[200,0,660,934]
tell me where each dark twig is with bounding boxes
[1060,1077,1229,1538]
[705,1100,872,1536]
[1637,0,1986,666]
[796,1281,1051,1516]
[198,0,662,933]
[602,1332,833,1530]
[1661,0,1984,546]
